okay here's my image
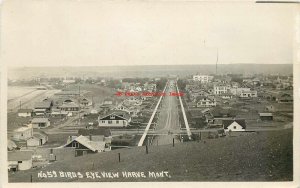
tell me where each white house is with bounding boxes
[193,75,213,83]
[196,96,216,108]
[222,119,246,132]
[17,109,33,117]
[26,132,48,147]
[213,85,229,95]
[8,150,33,171]
[98,111,131,127]
[13,126,33,141]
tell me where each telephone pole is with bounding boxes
[216,48,219,75]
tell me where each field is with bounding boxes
[8,86,60,112]
[9,128,292,182]
[65,84,123,105]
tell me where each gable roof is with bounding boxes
[78,128,111,137]
[99,111,130,120]
[33,131,48,139]
[65,135,105,152]
[8,150,33,161]
[222,119,246,129]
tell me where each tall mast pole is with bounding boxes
[216,48,219,75]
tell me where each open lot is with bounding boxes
[8,128,292,182]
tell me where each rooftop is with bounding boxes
[14,126,32,132]
[223,119,246,129]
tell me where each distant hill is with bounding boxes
[9,64,292,80]
[9,129,292,182]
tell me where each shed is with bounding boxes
[17,109,33,117]
[259,113,273,121]
[8,150,33,171]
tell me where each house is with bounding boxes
[17,109,33,117]
[33,108,47,116]
[239,90,257,98]
[13,126,33,141]
[259,113,273,121]
[31,118,50,128]
[213,84,229,95]
[78,128,112,151]
[193,75,213,83]
[98,111,131,127]
[223,119,246,132]
[211,107,237,119]
[64,135,106,156]
[196,96,216,108]
[80,98,92,107]
[34,101,53,113]
[59,102,80,112]
[8,150,33,171]
[26,131,48,147]
[51,108,68,117]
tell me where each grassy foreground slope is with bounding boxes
[9,129,293,182]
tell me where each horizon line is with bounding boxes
[8,63,294,69]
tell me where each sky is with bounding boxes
[1,0,298,67]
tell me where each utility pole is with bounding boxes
[19,101,22,109]
[216,48,219,75]
[78,85,81,125]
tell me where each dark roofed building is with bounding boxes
[259,113,273,121]
[78,128,112,137]
[34,101,53,113]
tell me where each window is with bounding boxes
[72,142,79,148]
[18,161,22,163]
[108,120,112,124]
[233,126,236,129]
[102,121,105,123]
[110,115,115,119]
[116,120,119,124]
